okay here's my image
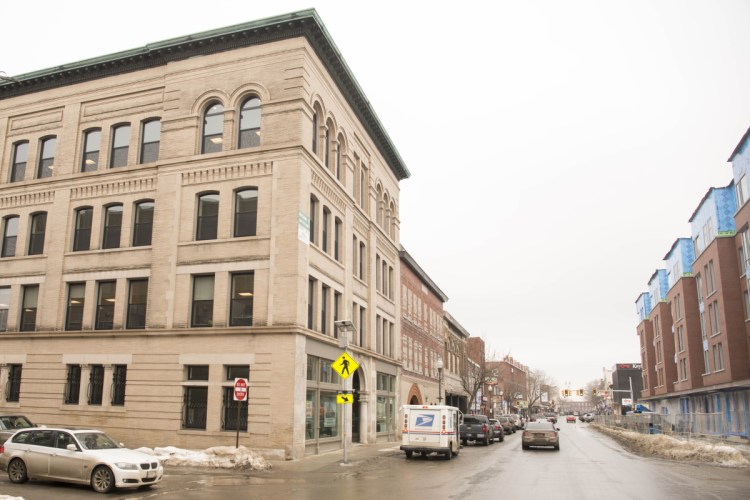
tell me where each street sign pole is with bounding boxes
[233,378,248,448]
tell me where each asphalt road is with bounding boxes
[1,424,749,500]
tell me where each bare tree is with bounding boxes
[460,358,498,414]
[526,369,555,414]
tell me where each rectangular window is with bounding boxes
[191,275,214,327]
[230,272,253,326]
[37,137,56,179]
[20,285,38,332]
[707,261,716,294]
[234,189,258,238]
[307,277,316,330]
[96,281,116,330]
[0,286,10,332]
[28,213,46,255]
[359,306,366,347]
[10,142,28,182]
[127,279,148,329]
[709,300,720,335]
[359,242,366,280]
[196,194,219,241]
[6,364,22,402]
[321,284,329,335]
[738,175,749,207]
[333,291,341,338]
[334,218,341,261]
[222,386,248,430]
[110,125,130,168]
[139,120,160,164]
[677,325,685,352]
[88,364,104,405]
[713,343,725,371]
[322,208,330,253]
[111,365,127,406]
[183,365,209,430]
[66,283,85,331]
[183,386,208,429]
[64,365,81,405]
[309,197,318,245]
[81,130,100,172]
[744,291,750,321]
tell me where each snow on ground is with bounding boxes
[0,496,23,500]
[135,445,272,470]
[592,424,750,467]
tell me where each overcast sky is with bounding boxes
[3,1,750,390]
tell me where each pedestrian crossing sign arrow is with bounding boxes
[332,352,359,380]
[337,393,354,404]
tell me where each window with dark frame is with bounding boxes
[238,97,261,149]
[111,365,127,406]
[2,216,19,257]
[133,201,154,246]
[81,129,101,172]
[110,124,130,168]
[222,365,249,431]
[127,279,148,329]
[95,281,116,330]
[202,103,224,154]
[6,364,22,402]
[20,285,38,332]
[183,365,209,429]
[309,196,317,244]
[312,112,318,153]
[230,273,253,326]
[102,205,123,249]
[73,207,93,251]
[234,189,258,237]
[65,283,85,331]
[88,364,104,405]
[139,119,161,164]
[0,287,9,332]
[10,142,28,182]
[196,193,219,240]
[322,207,330,253]
[64,364,81,405]
[37,137,56,179]
[28,212,46,256]
[191,275,214,327]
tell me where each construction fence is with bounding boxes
[595,412,749,443]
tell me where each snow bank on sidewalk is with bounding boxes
[593,424,749,467]
[136,445,272,470]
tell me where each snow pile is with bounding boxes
[136,445,272,470]
[0,496,24,500]
[593,424,749,467]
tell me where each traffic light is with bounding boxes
[577,389,584,397]
[592,388,597,397]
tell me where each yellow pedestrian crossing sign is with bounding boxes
[332,352,359,380]
[337,393,354,404]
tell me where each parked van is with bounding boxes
[400,405,462,460]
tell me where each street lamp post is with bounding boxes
[436,357,444,404]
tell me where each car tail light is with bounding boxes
[522,431,529,438]
[481,424,487,433]
[0,445,3,454]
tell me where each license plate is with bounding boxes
[147,470,156,478]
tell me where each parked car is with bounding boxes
[488,419,505,442]
[509,414,524,430]
[522,420,560,450]
[459,415,495,446]
[582,413,595,423]
[0,427,163,493]
[496,416,515,435]
[0,415,34,444]
[566,415,576,423]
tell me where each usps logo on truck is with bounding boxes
[415,414,435,428]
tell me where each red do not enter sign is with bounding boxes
[234,378,248,401]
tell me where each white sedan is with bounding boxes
[0,427,163,493]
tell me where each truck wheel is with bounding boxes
[444,450,452,460]
[484,437,489,446]
[405,450,413,459]
[461,439,467,446]
[522,444,530,450]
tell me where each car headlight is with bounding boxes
[114,462,138,470]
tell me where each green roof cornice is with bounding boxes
[0,9,410,180]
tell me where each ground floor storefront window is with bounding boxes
[376,372,395,434]
[306,355,340,441]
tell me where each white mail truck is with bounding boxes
[400,405,462,460]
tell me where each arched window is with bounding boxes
[110,124,131,168]
[133,201,155,246]
[196,193,219,240]
[309,195,318,245]
[202,103,224,154]
[28,212,47,255]
[322,206,331,252]
[335,135,344,181]
[312,111,318,154]
[376,185,384,226]
[102,204,123,249]
[1,216,19,257]
[37,137,56,178]
[81,129,101,172]
[234,188,258,237]
[10,142,28,182]
[238,97,261,149]
[73,207,93,251]
[389,201,397,239]
[139,119,161,164]
[324,125,331,168]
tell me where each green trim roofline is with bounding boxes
[0,9,410,181]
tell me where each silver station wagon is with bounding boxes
[0,427,163,493]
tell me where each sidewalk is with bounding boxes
[271,441,402,474]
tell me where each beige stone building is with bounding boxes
[0,10,408,459]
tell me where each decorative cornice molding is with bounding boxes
[182,162,272,186]
[0,190,55,209]
[71,177,155,201]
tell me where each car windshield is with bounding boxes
[0,416,33,430]
[75,432,121,450]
